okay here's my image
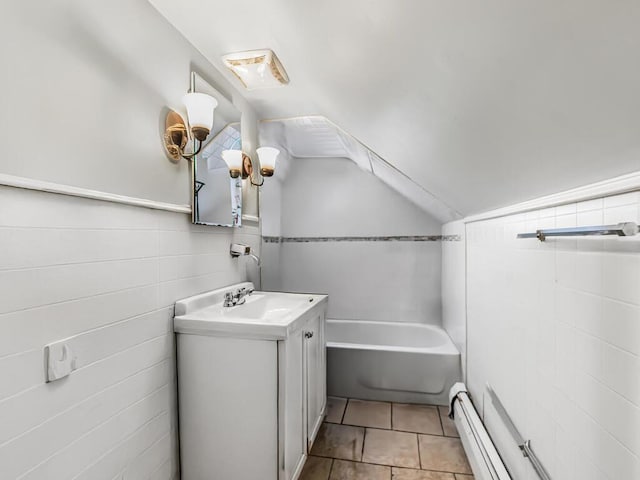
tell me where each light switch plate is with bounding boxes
[45,340,77,382]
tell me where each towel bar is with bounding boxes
[517,222,638,241]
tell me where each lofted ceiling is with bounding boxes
[149,0,640,217]
[259,116,460,222]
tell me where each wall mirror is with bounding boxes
[191,73,243,227]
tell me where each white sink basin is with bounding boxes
[221,294,311,321]
[174,282,327,340]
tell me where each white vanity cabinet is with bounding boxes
[280,310,327,479]
[303,313,326,451]
[174,285,327,480]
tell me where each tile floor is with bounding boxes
[302,398,473,480]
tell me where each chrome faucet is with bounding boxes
[223,287,254,307]
[223,292,235,307]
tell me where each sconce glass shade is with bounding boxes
[256,147,279,177]
[183,92,218,141]
[221,150,243,178]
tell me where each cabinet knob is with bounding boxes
[304,331,314,339]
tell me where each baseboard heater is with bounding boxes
[449,383,511,480]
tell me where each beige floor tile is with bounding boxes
[438,407,459,437]
[311,423,365,461]
[393,404,443,435]
[325,397,348,423]
[343,399,392,429]
[300,456,333,480]
[362,428,420,468]
[454,475,474,479]
[392,467,455,480]
[330,460,390,480]
[418,435,472,474]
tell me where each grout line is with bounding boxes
[0,255,160,274]
[0,225,160,232]
[68,410,170,480]
[437,406,446,436]
[324,456,465,475]
[390,403,394,430]
[148,458,172,480]
[327,458,334,480]
[360,428,366,462]
[340,399,348,424]
[127,431,171,477]
[0,351,171,443]
[416,432,422,470]
[0,302,170,362]
[14,386,169,478]
[0,334,169,408]
[0,281,159,317]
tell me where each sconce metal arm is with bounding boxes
[180,139,202,161]
[250,176,264,187]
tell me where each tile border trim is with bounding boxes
[262,235,461,243]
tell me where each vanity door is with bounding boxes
[304,311,326,451]
[279,329,305,480]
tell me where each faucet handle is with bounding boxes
[223,291,235,307]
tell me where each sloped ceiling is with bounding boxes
[259,116,460,222]
[149,0,640,216]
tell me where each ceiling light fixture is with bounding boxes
[222,49,289,90]
[163,74,218,161]
[221,147,280,186]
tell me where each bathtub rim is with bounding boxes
[326,319,460,356]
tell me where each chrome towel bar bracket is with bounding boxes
[517,222,639,241]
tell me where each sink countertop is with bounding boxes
[174,282,328,340]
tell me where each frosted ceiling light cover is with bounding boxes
[183,92,217,130]
[222,49,289,90]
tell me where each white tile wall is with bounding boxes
[262,156,444,324]
[278,241,442,323]
[442,221,466,378]
[460,191,640,480]
[0,186,260,479]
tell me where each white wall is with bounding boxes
[263,157,443,323]
[0,0,258,210]
[0,0,260,478]
[260,175,284,291]
[445,190,640,480]
[442,221,466,379]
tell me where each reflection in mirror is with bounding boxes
[193,123,242,226]
[187,72,244,228]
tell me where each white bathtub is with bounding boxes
[326,320,461,405]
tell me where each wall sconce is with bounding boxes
[256,147,279,177]
[164,86,218,161]
[221,147,280,186]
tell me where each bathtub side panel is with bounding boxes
[327,347,460,406]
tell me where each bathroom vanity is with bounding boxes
[174,283,327,480]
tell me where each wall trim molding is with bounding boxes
[464,170,640,224]
[0,173,192,214]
